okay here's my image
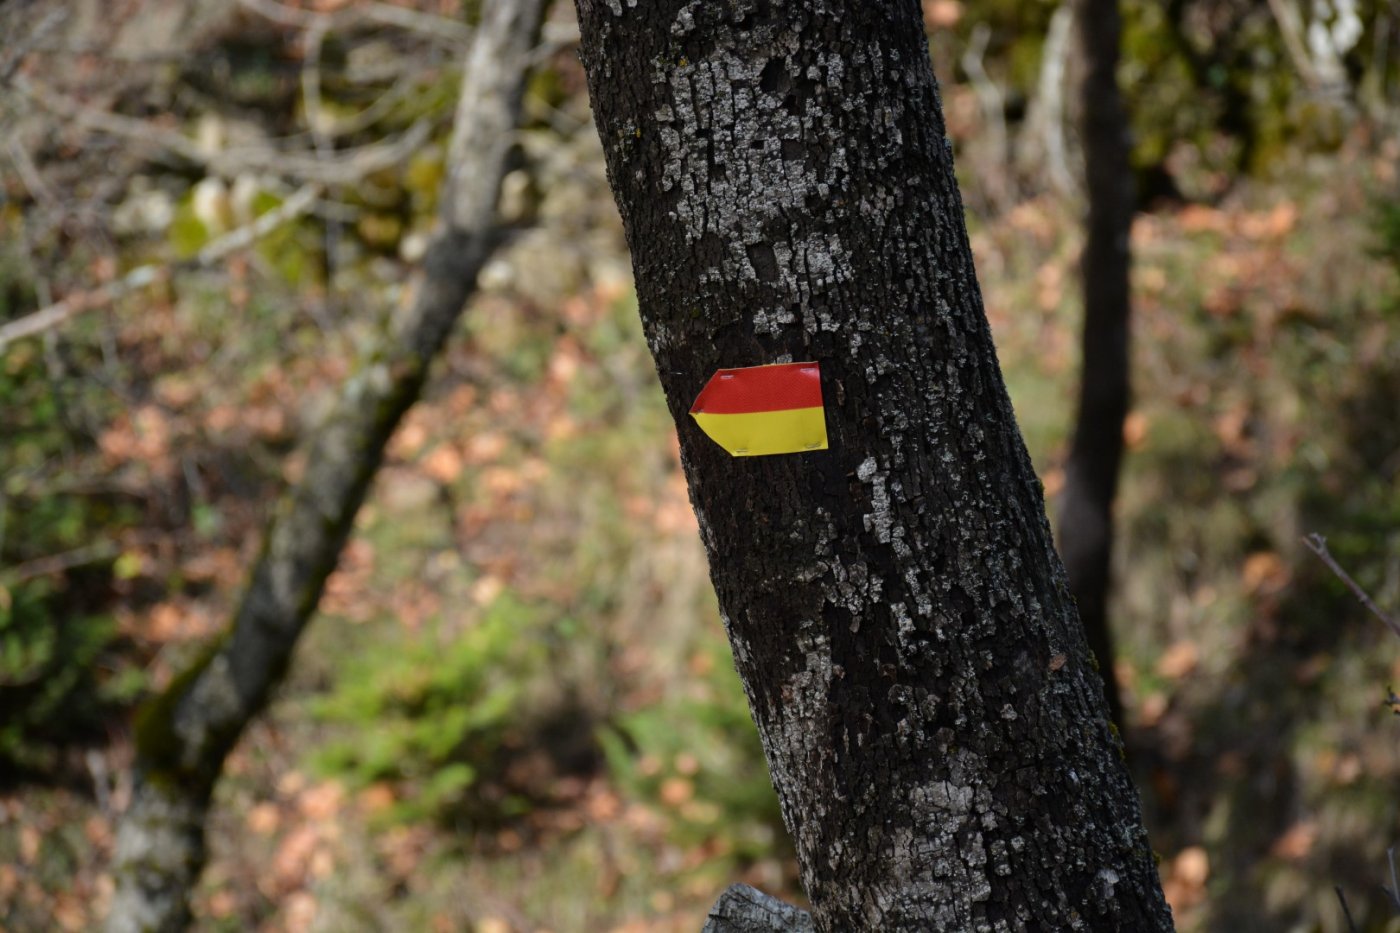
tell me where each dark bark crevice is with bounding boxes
[103,3,547,930]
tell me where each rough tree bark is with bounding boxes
[1056,0,1135,728]
[574,1,1172,930]
[702,884,816,933]
[104,2,545,930]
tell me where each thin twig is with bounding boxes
[959,24,1010,210]
[1302,533,1400,642]
[195,184,321,264]
[1,541,122,585]
[300,16,333,156]
[0,185,321,352]
[14,75,432,186]
[0,7,66,85]
[1336,885,1360,932]
[5,137,58,207]
[1387,846,1400,909]
[300,16,342,297]
[235,0,472,46]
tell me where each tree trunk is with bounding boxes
[1057,0,1135,729]
[574,2,1172,929]
[103,3,545,930]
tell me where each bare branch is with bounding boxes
[959,24,1009,210]
[195,184,321,264]
[300,16,335,164]
[14,75,433,186]
[1032,3,1077,198]
[0,6,66,84]
[1,541,121,586]
[359,1,473,44]
[1332,885,1355,924]
[235,0,472,46]
[0,185,320,353]
[1266,0,1324,91]
[4,137,58,207]
[1336,885,1359,933]
[1302,533,1400,642]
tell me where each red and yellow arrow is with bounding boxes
[689,362,828,457]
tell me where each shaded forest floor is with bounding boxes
[2,8,1400,928]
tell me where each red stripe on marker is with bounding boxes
[688,362,823,415]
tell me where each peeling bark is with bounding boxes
[1057,0,1136,729]
[574,1,1172,929]
[103,3,546,930]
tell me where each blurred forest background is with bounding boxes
[1,0,1399,930]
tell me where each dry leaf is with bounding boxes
[471,575,505,606]
[358,783,397,815]
[1138,692,1168,728]
[1156,642,1199,680]
[1178,204,1228,234]
[923,0,963,29]
[1270,821,1317,860]
[298,781,345,821]
[246,802,281,836]
[391,421,429,459]
[19,825,40,864]
[585,789,622,822]
[659,777,694,807]
[422,445,466,484]
[269,825,320,894]
[52,895,86,932]
[1174,846,1210,887]
[207,890,237,919]
[284,890,318,933]
[1242,552,1288,595]
[1122,411,1149,450]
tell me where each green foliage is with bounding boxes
[309,593,554,824]
[946,0,1397,191]
[168,198,212,258]
[1374,201,1400,289]
[0,584,140,774]
[600,636,787,869]
[0,257,146,777]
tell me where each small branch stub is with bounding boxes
[701,884,814,933]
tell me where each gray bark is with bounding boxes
[1056,0,1136,728]
[702,885,814,933]
[574,1,1173,930]
[103,2,546,930]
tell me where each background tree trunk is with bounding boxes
[1057,0,1136,728]
[103,3,545,930]
[574,1,1172,929]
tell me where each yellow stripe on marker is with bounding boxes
[691,405,829,457]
